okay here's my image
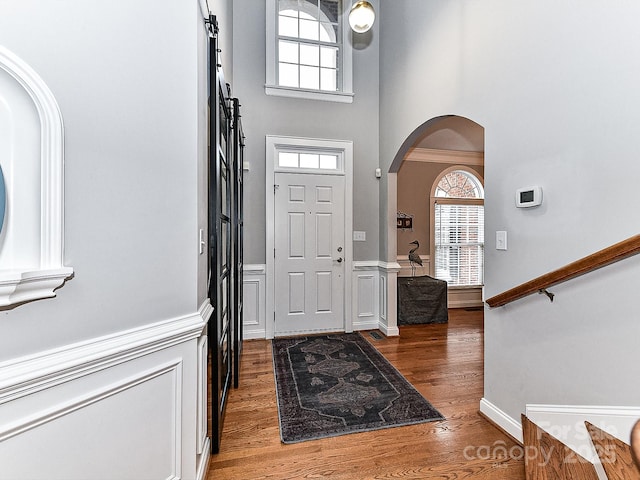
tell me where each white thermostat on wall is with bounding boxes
[515,186,543,208]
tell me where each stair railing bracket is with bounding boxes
[538,288,555,302]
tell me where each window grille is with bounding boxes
[266,0,353,102]
[433,170,484,287]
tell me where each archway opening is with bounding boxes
[389,115,485,308]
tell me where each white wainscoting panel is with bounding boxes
[0,304,208,480]
[379,274,387,324]
[0,361,183,480]
[243,264,267,339]
[196,332,208,455]
[252,262,398,338]
[378,261,400,336]
[352,263,379,331]
[195,330,211,480]
[357,274,375,317]
[351,261,399,336]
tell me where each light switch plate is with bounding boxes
[496,231,507,250]
[353,231,366,241]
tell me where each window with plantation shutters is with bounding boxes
[435,203,484,286]
[433,170,484,287]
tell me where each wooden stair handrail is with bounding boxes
[486,234,640,308]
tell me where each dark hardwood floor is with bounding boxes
[207,308,525,479]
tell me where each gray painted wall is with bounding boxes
[0,0,202,360]
[379,1,640,421]
[232,0,381,263]
[209,0,233,85]
[198,0,234,307]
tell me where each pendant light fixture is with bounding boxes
[348,1,375,33]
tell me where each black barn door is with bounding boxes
[208,25,232,455]
[231,98,244,388]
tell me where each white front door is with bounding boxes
[274,172,345,335]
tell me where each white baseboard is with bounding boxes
[480,399,640,447]
[479,398,523,443]
[196,437,211,480]
[525,404,640,444]
[243,329,268,340]
[526,403,640,473]
[352,318,380,331]
[448,287,483,308]
[378,322,400,337]
[480,399,639,480]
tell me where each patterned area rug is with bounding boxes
[272,332,444,444]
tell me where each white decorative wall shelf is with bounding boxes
[0,46,73,307]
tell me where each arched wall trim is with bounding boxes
[389,115,455,173]
[0,46,73,307]
[389,115,484,173]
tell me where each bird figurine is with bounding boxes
[408,240,423,277]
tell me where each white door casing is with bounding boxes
[265,135,353,339]
[274,173,345,335]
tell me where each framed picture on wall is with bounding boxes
[397,216,412,229]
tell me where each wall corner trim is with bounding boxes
[479,398,523,443]
[379,261,402,273]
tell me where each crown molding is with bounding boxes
[405,147,484,166]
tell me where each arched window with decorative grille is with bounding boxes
[265,0,354,103]
[431,168,484,287]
